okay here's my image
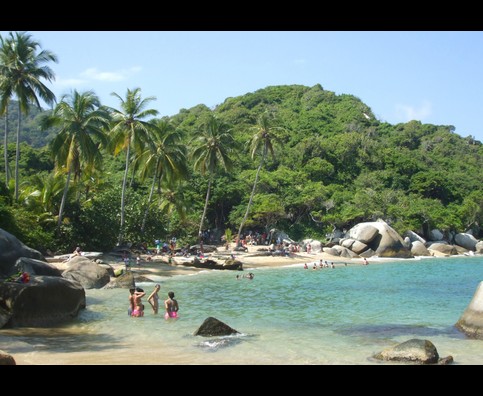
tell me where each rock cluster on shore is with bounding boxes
[304,220,482,259]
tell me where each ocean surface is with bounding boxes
[2,256,483,364]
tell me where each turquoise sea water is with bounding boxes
[2,256,483,364]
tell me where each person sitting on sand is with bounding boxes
[164,291,179,319]
[148,284,161,314]
[132,287,146,317]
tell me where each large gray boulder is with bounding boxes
[405,231,426,244]
[454,233,478,251]
[429,229,444,241]
[0,275,85,328]
[349,224,379,244]
[322,247,340,256]
[0,228,45,277]
[14,257,61,277]
[103,271,135,289]
[428,243,457,256]
[411,241,431,256]
[62,256,110,289]
[374,339,439,364]
[333,245,359,258]
[476,241,483,254]
[193,317,240,337]
[456,281,483,339]
[348,221,412,258]
[0,350,16,365]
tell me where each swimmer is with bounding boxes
[164,291,179,319]
[148,284,161,314]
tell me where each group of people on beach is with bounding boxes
[128,285,179,320]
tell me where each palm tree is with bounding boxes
[191,114,234,243]
[0,33,14,187]
[136,118,188,234]
[43,90,110,230]
[0,32,57,201]
[236,112,281,246]
[108,87,158,244]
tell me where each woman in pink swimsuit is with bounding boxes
[164,291,179,319]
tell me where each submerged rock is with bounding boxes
[194,317,240,337]
[374,339,439,364]
[456,281,483,339]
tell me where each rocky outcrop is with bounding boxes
[373,339,439,364]
[411,241,431,256]
[179,257,242,271]
[348,221,412,258]
[0,275,85,328]
[427,243,457,256]
[322,247,340,256]
[333,245,359,258]
[405,231,426,244]
[0,228,45,277]
[456,281,483,339]
[62,256,110,289]
[0,350,16,365]
[14,257,61,277]
[429,229,444,241]
[103,271,135,289]
[349,224,379,244]
[193,317,240,337]
[476,241,483,254]
[454,233,478,251]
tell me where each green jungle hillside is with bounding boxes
[1,84,482,253]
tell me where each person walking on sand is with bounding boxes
[164,291,179,319]
[148,284,161,314]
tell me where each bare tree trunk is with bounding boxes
[4,110,11,187]
[118,142,131,245]
[57,166,72,230]
[198,174,213,244]
[236,150,265,246]
[14,102,21,201]
[140,162,159,234]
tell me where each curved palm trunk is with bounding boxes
[198,174,213,244]
[236,151,265,246]
[14,102,21,201]
[118,142,131,244]
[140,160,159,234]
[4,110,11,187]
[57,166,72,230]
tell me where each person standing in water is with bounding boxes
[164,291,179,319]
[131,287,146,317]
[148,284,161,314]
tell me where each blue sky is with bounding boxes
[2,31,483,141]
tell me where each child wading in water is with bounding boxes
[148,284,161,314]
[164,291,179,319]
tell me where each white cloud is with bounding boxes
[55,77,87,87]
[395,100,432,122]
[80,66,142,82]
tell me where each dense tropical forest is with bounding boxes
[1,32,482,254]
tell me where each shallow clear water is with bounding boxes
[2,256,483,364]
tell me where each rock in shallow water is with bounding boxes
[193,317,240,337]
[456,281,483,340]
[374,338,439,364]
